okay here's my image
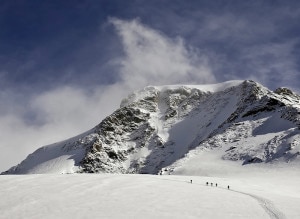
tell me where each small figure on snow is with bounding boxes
[227,185,230,190]
[215,183,218,187]
[206,182,209,186]
[190,180,193,184]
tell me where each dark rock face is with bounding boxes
[79,107,152,173]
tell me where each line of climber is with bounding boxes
[205,181,230,189]
[189,180,230,189]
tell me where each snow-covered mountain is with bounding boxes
[3,80,300,174]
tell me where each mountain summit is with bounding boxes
[3,80,300,174]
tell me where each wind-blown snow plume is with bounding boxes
[110,18,215,89]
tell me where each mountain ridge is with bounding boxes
[3,80,300,174]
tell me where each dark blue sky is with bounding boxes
[1,0,300,91]
[0,0,123,89]
[1,0,300,171]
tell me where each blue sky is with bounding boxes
[1,0,300,171]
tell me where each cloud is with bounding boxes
[0,86,123,172]
[0,18,214,172]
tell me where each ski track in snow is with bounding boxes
[151,176,286,219]
[231,190,286,219]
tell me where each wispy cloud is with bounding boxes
[110,18,215,89]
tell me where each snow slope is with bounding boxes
[0,168,299,219]
[3,80,300,174]
[3,129,95,174]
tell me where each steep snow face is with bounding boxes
[3,80,300,174]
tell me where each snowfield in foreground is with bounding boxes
[1,167,299,219]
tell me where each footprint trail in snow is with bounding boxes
[231,190,286,219]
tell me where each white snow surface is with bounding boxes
[1,166,299,219]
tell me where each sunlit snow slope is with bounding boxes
[3,80,300,174]
[0,171,299,219]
